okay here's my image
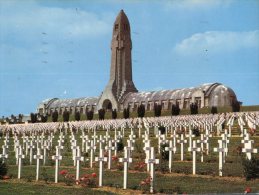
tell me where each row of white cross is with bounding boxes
[0,126,258,193]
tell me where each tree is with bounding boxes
[190,103,198,115]
[112,109,117,119]
[154,104,162,117]
[232,101,240,112]
[30,113,37,123]
[40,114,48,123]
[171,103,180,116]
[123,107,130,119]
[52,110,59,122]
[86,110,94,121]
[98,109,105,120]
[211,106,218,114]
[75,111,81,121]
[137,104,145,118]
[62,110,70,122]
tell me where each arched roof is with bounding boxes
[44,97,99,109]
[122,83,226,105]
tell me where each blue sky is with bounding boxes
[0,0,258,117]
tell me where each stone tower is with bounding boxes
[97,10,138,111]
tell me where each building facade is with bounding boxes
[37,10,238,115]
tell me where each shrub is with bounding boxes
[52,110,59,122]
[30,113,38,123]
[190,103,198,115]
[171,104,180,116]
[232,101,241,112]
[62,110,70,122]
[0,160,8,178]
[154,104,162,117]
[160,143,169,160]
[123,107,130,119]
[40,114,48,123]
[117,139,124,152]
[158,126,166,134]
[242,157,259,180]
[98,109,105,120]
[112,109,117,119]
[211,106,218,114]
[86,110,94,121]
[137,104,145,118]
[192,128,200,137]
[75,111,81,121]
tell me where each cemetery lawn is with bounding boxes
[1,126,259,194]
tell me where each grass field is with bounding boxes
[0,125,259,194]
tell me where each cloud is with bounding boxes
[0,1,113,41]
[174,30,259,55]
[165,0,233,10]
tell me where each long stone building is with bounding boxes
[37,10,238,115]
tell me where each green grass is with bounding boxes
[0,181,116,195]
[1,129,259,194]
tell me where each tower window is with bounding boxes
[115,24,119,31]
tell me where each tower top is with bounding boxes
[114,9,129,24]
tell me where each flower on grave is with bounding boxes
[245,187,252,194]
[59,170,68,175]
[2,175,10,180]
[112,156,118,161]
[91,173,97,178]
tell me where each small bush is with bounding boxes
[190,103,198,115]
[123,107,130,119]
[62,110,70,122]
[192,128,200,137]
[98,109,105,120]
[137,104,145,118]
[52,110,59,122]
[160,143,169,160]
[75,111,81,121]
[154,104,162,117]
[171,104,180,116]
[117,139,124,152]
[86,110,94,121]
[211,106,218,114]
[242,157,259,180]
[158,126,166,134]
[232,101,241,112]
[0,160,8,178]
[112,109,117,119]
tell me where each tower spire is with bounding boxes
[98,10,137,111]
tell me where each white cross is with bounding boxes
[242,140,258,160]
[74,146,84,181]
[213,140,228,176]
[165,140,176,172]
[105,140,115,169]
[17,146,25,179]
[145,147,159,193]
[197,134,208,162]
[95,149,107,187]
[126,140,134,158]
[119,147,132,189]
[177,134,187,161]
[170,130,178,154]
[143,140,151,172]
[28,141,35,165]
[0,145,8,163]
[52,146,62,183]
[186,129,195,149]
[188,140,201,175]
[41,141,50,165]
[89,140,96,168]
[33,148,43,181]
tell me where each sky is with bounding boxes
[0,0,259,117]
